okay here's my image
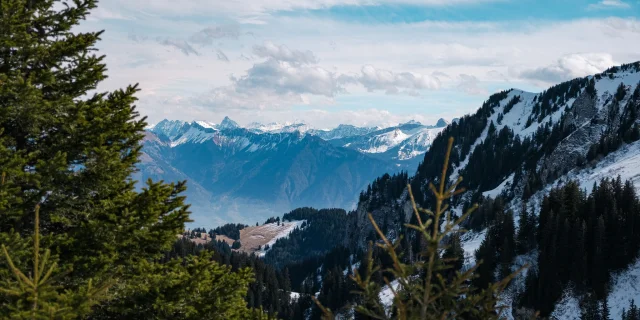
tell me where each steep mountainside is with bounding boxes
[350,61,640,319]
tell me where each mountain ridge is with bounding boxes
[140,117,450,226]
[254,61,640,319]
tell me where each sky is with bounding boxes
[78,0,640,128]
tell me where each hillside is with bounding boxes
[268,61,640,319]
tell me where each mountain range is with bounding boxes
[165,61,640,319]
[137,116,448,226]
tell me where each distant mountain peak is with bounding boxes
[219,116,239,129]
[436,118,449,128]
[401,120,422,126]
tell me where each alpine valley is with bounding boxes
[137,116,447,226]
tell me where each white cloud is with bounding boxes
[341,65,441,95]
[156,38,199,56]
[190,86,308,111]
[216,49,230,62]
[252,42,318,65]
[457,74,487,95]
[235,59,343,97]
[588,0,631,10]
[88,7,131,20]
[190,25,241,45]
[83,2,640,127]
[516,53,618,84]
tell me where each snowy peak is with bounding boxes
[146,117,451,161]
[150,119,190,141]
[310,124,379,140]
[329,121,446,161]
[246,121,312,134]
[219,116,239,130]
[401,120,422,126]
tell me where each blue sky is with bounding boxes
[288,0,640,23]
[80,0,640,128]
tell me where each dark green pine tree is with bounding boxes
[516,203,532,255]
[473,233,496,290]
[570,220,588,290]
[0,1,267,318]
[601,297,611,320]
[442,233,465,275]
[498,211,517,279]
[592,216,608,297]
[580,292,601,320]
[1,0,188,282]
[628,300,639,320]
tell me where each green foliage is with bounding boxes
[516,203,536,255]
[520,177,640,316]
[95,250,269,319]
[0,1,268,318]
[265,208,349,268]
[313,138,525,319]
[210,223,248,240]
[1,204,110,319]
[616,83,628,101]
[412,91,512,206]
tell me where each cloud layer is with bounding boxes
[517,53,618,84]
[83,0,640,128]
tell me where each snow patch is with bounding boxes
[551,289,582,320]
[256,220,305,257]
[379,279,401,316]
[607,258,640,319]
[461,230,486,268]
[482,173,514,198]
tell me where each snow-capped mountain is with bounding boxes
[140,116,449,226]
[309,124,380,141]
[327,119,447,166]
[246,120,314,134]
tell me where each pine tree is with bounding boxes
[0,1,266,318]
[516,203,531,255]
[442,233,465,275]
[499,211,517,279]
[97,251,269,319]
[601,297,611,320]
[580,292,601,320]
[0,204,110,318]
[629,300,639,320]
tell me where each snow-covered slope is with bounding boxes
[328,120,448,163]
[345,61,640,319]
[447,63,640,319]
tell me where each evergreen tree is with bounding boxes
[581,292,601,320]
[0,1,266,318]
[516,203,532,255]
[601,297,611,320]
[629,300,639,320]
[442,233,465,275]
[97,251,268,319]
